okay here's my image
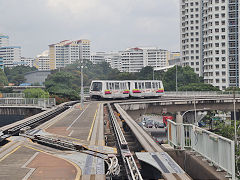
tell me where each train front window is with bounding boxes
[91,82,102,91]
[115,83,120,90]
[145,82,151,89]
[152,82,155,88]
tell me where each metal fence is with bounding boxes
[168,120,235,179]
[164,91,240,97]
[0,93,25,98]
[0,98,56,108]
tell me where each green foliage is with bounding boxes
[162,66,201,91]
[4,66,37,85]
[50,95,69,105]
[214,121,240,140]
[0,87,13,93]
[215,123,235,139]
[178,83,220,91]
[23,88,49,98]
[225,87,240,91]
[137,66,154,80]
[45,72,79,100]
[0,69,8,86]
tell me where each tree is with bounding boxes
[23,88,49,98]
[0,69,8,86]
[162,66,201,91]
[178,83,220,91]
[137,66,154,80]
[45,72,80,100]
[4,66,37,85]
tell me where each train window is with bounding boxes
[115,82,120,90]
[138,82,142,89]
[91,82,102,91]
[110,83,114,90]
[142,82,145,89]
[158,82,161,88]
[135,82,138,89]
[121,83,126,89]
[152,82,155,88]
[106,83,109,90]
[145,82,151,89]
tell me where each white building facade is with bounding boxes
[180,0,240,90]
[0,46,21,67]
[21,57,35,67]
[0,34,21,67]
[34,50,50,71]
[49,39,90,70]
[0,34,9,47]
[90,52,105,64]
[121,47,168,73]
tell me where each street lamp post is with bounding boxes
[80,62,84,109]
[176,65,178,92]
[153,67,155,80]
[233,87,237,144]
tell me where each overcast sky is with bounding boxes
[0,0,180,57]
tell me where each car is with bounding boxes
[146,120,154,128]
[155,122,165,128]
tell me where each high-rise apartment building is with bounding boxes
[90,51,121,70]
[0,46,21,67]
[34,50,50,71]
[0,34,21,67]
[105,52,121,70]
[90,52,105,64]
[180,0,239,90]
[121,47,168,73]
[0,34,9,47]
[0,57,3,70]
[21,57,35,67]
[49,39,90,69]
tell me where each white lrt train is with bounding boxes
[89,80,164,99]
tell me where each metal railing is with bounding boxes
[164,91,240,97]
[168,120,235,179]
[107,103,143,180]
[0,98,56,108]
[0,93,25,98]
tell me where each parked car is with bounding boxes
[146,119,154,128]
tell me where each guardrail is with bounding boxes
[107,103,143,180]
[167,120,235,179]
[0,98,56,108]
[0,93,25,98]
[164,91,240,97]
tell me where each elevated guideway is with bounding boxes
[114,103,192,180]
